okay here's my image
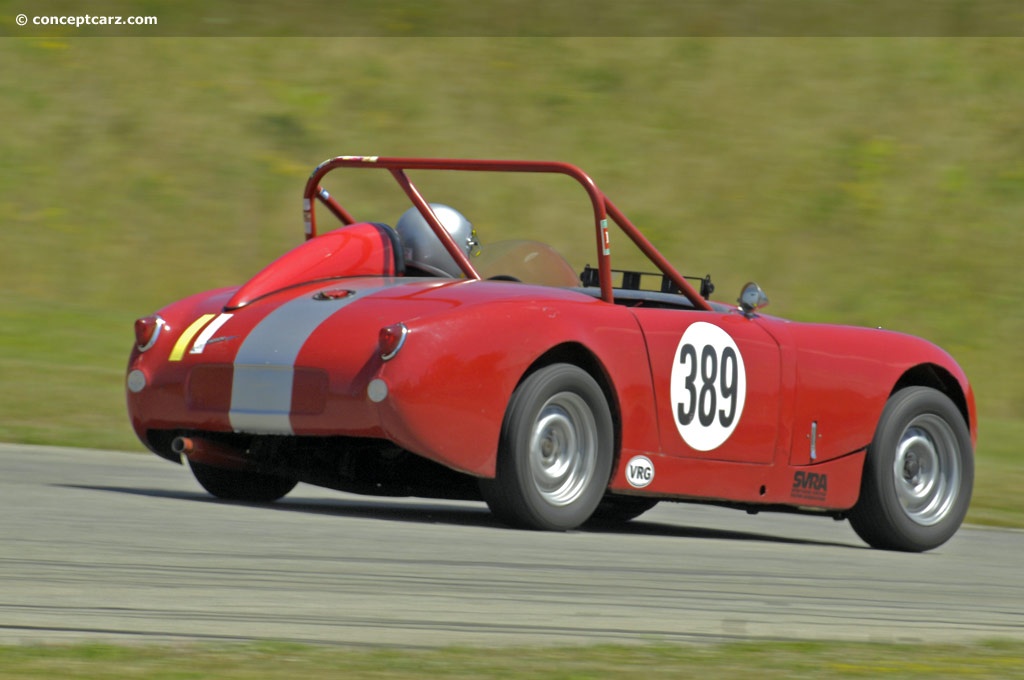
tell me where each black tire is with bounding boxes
[587,495,659,524]
[848,386,973,552]
[480,364,614,531]
[188,459,297,503]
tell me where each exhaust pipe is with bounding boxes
[171,435,249,470]
[171,436,195,456]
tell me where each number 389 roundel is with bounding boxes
[670,321,746,452]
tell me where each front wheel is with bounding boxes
[480,364,614,531]
[188,459,297,503]
[848,386,973,552]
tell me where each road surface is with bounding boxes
[1,444,1021,646]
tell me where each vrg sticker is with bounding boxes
[625,455,654,488]
[670,321,747,451]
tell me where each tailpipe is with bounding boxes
[171,435,249,470]
[170,436,194,456]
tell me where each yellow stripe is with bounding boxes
[169,314,216,362]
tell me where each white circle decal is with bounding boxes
[367,378,389,403]
[670,322,746,451]
[625,455,654,488]
[126,369,147,393]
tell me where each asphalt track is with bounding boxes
[2,443,1022,647]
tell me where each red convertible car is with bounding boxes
[126,156,975,552]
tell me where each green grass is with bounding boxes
[1,38,1021,527]
[1,640,1023,679]
[971,416,1024,527]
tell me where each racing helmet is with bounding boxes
[395,203,480,277]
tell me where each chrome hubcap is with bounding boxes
[893,414,961,526]
[529,392,597,506]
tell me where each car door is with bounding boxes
[630,307,783,464]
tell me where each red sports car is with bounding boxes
[126,156,975,552]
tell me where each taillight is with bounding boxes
[135,315,165,352]
[378,322,408,361]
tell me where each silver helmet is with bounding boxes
[395,203,479,277]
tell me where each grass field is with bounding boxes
[1,640,1023,679]
[1,37,1020,526]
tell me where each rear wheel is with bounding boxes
[480,364,614,531]
[188,459,297,503]
[848,386,973,552]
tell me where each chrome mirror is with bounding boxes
[738,282,769,318]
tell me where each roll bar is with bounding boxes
[301,155,711,310]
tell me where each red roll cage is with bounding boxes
[302,155,712,311]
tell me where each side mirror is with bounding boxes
[738,282,769,318]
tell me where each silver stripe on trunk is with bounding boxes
[229,281,396,434]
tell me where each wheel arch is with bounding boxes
[518,342,623,477]
[892,363,971,436]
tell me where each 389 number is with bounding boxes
[669,322,747,452]
[676,343,739,428]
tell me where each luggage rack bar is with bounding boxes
[580,265,715,299]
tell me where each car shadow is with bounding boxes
[56,483,859,549]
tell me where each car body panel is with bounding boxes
[632,308,783,465]
[779,320,975,466]
[371,281,658,477]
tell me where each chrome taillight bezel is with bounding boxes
[135,315,166,352]
[378,322,408,361]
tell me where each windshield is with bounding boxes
[472,240,580,288]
